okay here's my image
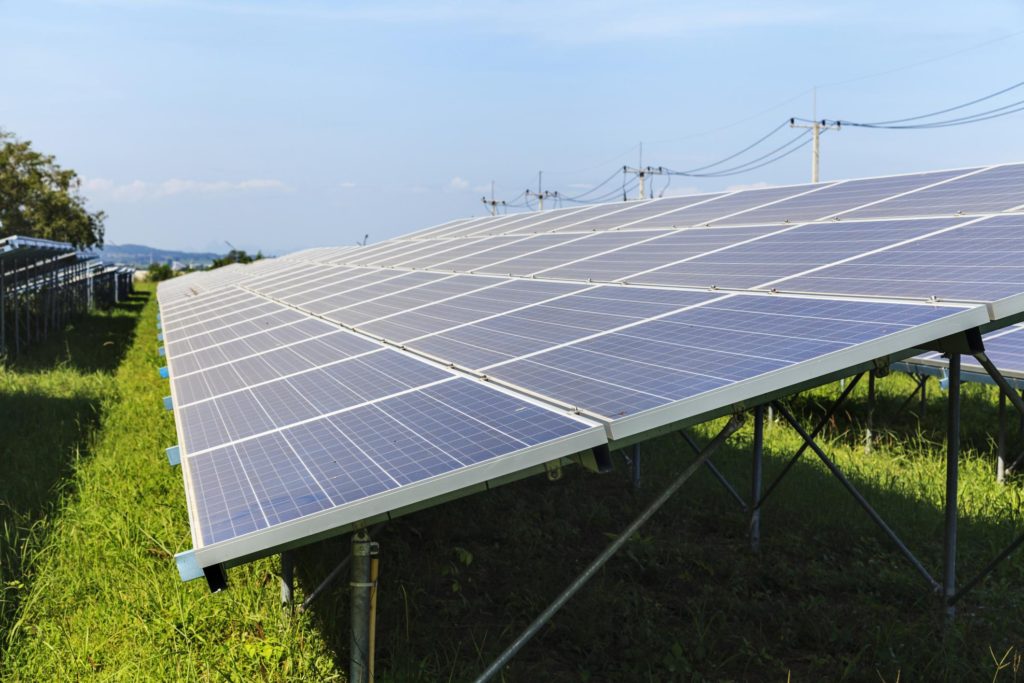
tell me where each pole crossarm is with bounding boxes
[473,414,745,683]
[771,401,942,593]
[753,373,864,512]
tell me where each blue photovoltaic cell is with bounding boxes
[478,230,666,276]
[160,290,259,326]
[484,295,967,418]
[279,269,401,306]
[631,217,964,290]
[165,310,307,356]
[178,348,454,454]
[163,301,282,342]
[441,212,545,239]
[358,279,588,342]
[499,203,636,235]
[409,287,720,369]
[839,164,1024,220]
[460,206,594,237]
[303,272,445,316]
[713,169,971,226]
[364,240,461,267]
[188,377,593,545]
[635,183,829,229]
[438,233,581,272]
[396,237,521,270]
[549,194,725,232]
[538,225,785,282]
[774,214,1024,302]
[329,275,495,327]
[259,265,357,298]
[418,214,512,240]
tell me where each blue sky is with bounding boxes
[1,1,1023,254]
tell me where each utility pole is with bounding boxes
[789,87,840,183]
[525,171,558,211]
[481,180,507,216]
[623,142,669,200]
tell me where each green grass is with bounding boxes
[1,284,1023,681]
[0,285,335,680]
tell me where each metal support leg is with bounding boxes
[998,390,1007,483]
[920,374,927,418]
[473,415,744,683]
[351,530,373,683]
[943,354,961,621]
[631,443,641,489]
[301,523,385,611]
[751,405,764,553]
[773,401,940,592]
[865,371,875,454]
[280,551,294,609]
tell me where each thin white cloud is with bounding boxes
[339,181,357,188]
[448,176,470,191]
[82,177,290,201]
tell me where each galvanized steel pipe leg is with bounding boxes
[351,530,373,683]
[998,390,1007,483]
[920,374,927,418]
[473,415,745,683]
[943,354,961,621]
[280,551,294,609]
[751,405,764,552]
[631,443,641,489]
[865,371,875,454]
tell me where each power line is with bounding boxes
[802,80,1024,130]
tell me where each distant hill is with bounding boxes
[97,243,221,268]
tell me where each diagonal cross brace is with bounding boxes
[679,431,747,511]
[473,414,745,683]
[753,373,864,512]
[973,352,1024,423]
[771,400,941,593]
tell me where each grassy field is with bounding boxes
[1,282,1023,681]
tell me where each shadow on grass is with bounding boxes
[0,291,147,641]
[292,377,1024,682]
[6,291,150,374]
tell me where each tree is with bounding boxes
[211,249,264,269]
[0,130,105,248]
[147,262,175,282]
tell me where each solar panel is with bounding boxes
[479,294,984,437]
[838,163,1024,220]
[162,160,1024,584]
[538,225,786,282]
[772,214,1024,309]
[629,217,966,290]
[712,168,973,226]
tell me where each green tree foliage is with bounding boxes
[211,249,263,269]
[0,130,105,248]
[146,262,175,282]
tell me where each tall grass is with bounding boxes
[1,285,1022,681]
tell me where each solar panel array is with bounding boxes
[159,162,1024,580]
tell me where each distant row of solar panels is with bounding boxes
[159,162,1024,583]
